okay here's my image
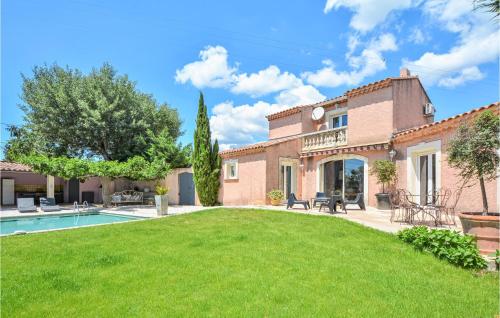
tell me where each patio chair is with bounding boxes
[389,190,403,222]
[287,193,310,210]
[343,193,365,211]
[17,198,37,213]
[40,197,61,212]
[443,188,462,226]
[312,192,329,208]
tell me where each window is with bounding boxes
[224,160,238,180]
[330,114,348,129]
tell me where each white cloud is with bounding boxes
[404,0,500,86]
[408,28,427,44]
[209,101,288,149]
[275,85,326,106]
[323,0,415,32]
[303,33,398,87]
[438,66,485,88]
[175,46,237,88]
[231,65,302,97]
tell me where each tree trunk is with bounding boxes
[101,177,115,208]
[479,176,488,215]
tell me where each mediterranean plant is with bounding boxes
[447,110,499,213]
[369,160,396,193]
[155,185,169,195]
[397,226,487,270]
[267,189,284,200]
[192,93,221,206]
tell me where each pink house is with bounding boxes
[218,69,498,213]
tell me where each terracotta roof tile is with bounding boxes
[220,134,301,157]
[0,161,32,172]
[393,102,499,139]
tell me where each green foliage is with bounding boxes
[155,185,169,195]
[447,110,499,212]
[369,160,396,193]
[473,0,500,18]
[5,63,188,164]
[146,129,192,168]
[192,93,221,206]
[397,226,487,270]
[267,189,284,200]
[16,154,170,181]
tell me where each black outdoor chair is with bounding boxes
[312,192,329,208]
[319,195,345,214]
[287,193,310,210]
[343,193,365,211]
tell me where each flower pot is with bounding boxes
[155,194,168,216]
[270,198,282,206]
[458,212,500,255]
[375,193,391,210]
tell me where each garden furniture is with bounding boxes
[319,194,345,213]
[40,197,61,212]
[311,192,329,208]
[343,193,365,211]
[286,193,310,210]
[110,190,144,206]
[17,198,37,213]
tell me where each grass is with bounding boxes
[1,208,498,317]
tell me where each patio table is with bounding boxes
[319,195,345,213]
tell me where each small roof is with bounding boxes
[0,161,32,172]
[266,95,347,120]
[393,102,499,139]
[220,134,302,157]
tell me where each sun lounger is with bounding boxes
[17,198,37,213]
[40,197,61,212]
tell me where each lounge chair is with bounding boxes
[343,193,365,211]
[40,197,61,212]
[312,192,329,208]
[17,198,37,213]
[286,193,310,210]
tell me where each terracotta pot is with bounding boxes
[458,212,500,255]
[270,198,282,206]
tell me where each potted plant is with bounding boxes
[154,184,169,216]
[267,189,284,206]
[448,110,499,254]
[370,159,396,210]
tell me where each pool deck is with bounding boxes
[0,204,461,234]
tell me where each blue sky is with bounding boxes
[2,0,499,154]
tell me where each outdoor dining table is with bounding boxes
[404,194,445,225]
[317,194,344,213]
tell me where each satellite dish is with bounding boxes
[311,107,325,121]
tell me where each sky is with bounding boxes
[2,0,499,155]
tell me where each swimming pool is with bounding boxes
[0,213,145,235]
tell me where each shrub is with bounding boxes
[369,160,396,193]
[397,226,487,270]
[267,189,284,200]
[155,185,169,195]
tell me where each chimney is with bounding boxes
[400,68,411,78]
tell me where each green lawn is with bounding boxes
[1,209,498,317]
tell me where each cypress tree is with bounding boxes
[193,92,221,206]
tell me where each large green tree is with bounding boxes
[5,63,188,164]
[193,93,221,206]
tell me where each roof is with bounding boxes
[0,161,32,172]
[266,75,423,120]
[393,102,499,139]
[219,134,302,158]
[265,95,347,121]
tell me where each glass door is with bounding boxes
[280,163,296,199]
[323,159,364,200]
[417,153,436,205]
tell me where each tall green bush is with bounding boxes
[193,93,221,206]
[447,110,499,213]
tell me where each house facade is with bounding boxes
[218,69,498,213]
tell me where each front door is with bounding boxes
[179,172,195,205]
[68,178,80,203]
[417,154,436,205]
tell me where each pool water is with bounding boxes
[0,213,144,235]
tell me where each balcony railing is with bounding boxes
[302,127,347,152]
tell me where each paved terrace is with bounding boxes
[0,203,461,234]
